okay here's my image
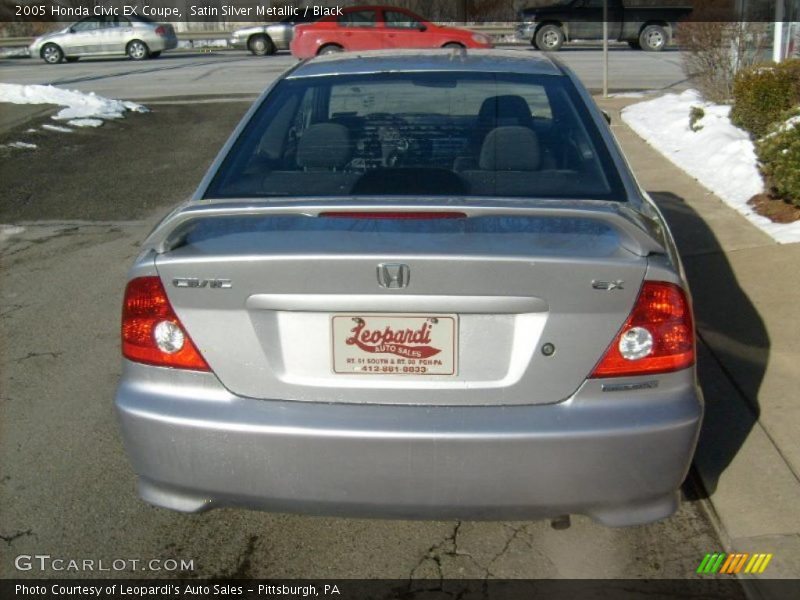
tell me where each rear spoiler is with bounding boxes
[142,198,666,257]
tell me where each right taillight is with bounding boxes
[590,281,694,378]
[121,276,209,371]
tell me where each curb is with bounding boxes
[597,95,800,586]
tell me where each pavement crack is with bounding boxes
[229,534,259,579]
[409,538,445,582]
[1,529,33,546]
[14,351,63,363]
[0,304,26,319]
[207,534,262,580]
[409,521,492,583]
[485,524,528,577]
[409,521,462,582]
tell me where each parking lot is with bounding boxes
[0,46,751,590]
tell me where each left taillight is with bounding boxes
[121,276,210,371]
[155,26,167,36]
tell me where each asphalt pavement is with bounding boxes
[0,100,736,586]
[0,102,245,222]
[0,47,689,99]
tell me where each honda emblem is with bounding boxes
[377,263,410,289]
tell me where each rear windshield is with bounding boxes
[206,72,626,201]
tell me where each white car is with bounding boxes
[230,13,318,56]
[29,15,177,63]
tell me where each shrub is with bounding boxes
[689,106,705,132]
[679,21,770,104]
[757,120,800,207]
[730,61,800,137]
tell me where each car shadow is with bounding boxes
[51,51,233,64]
[36,49,273,68]
[648,191,769,499]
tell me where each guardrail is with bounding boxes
[0,36,31,47]
[0,24,518,48]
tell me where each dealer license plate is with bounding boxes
[331,314,457,376]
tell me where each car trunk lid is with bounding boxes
[150,202,657,406]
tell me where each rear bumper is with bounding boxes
[151,35,178,51]
[150,36,178,52]
[115,361,702,525]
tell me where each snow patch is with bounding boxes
[0,224,26,238]
[778,114,800,131]
[763,113,800,138]
[0,47,29,58]
[5,141,38,150]
[0,83,147,122]
[67,118,104,128]
[42,123,73,133]
[622,89,800,244]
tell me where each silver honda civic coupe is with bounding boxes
[115,49,702,526]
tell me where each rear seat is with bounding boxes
[261,122,359,196]
[462,126,575,197]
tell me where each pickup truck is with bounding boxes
[516,0,693,52]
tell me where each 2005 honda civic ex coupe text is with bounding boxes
[115,49,702,526]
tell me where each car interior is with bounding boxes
[209,75,618,200]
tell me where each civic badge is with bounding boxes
[377,263,410,289]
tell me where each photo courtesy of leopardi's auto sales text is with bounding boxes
[1,0,800,598]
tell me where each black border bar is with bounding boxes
[6,578,800,600]
[2,0,800,24]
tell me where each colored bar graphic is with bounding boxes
[697,554,713,574]
[753,554,766,573]
[759,554,773,573]
[698,553,727,574]
[734,553,750,574]
[720,554,739,573]
[719,553,750,574]
[712,553,726,573]
[701,552,774,575]
[745,555,759,573]
[720,554,735,574]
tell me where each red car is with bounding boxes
[290,5,493,58]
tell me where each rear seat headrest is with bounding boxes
[478,95,533,125]
[297,123,352,169]
[479,126,542,171]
